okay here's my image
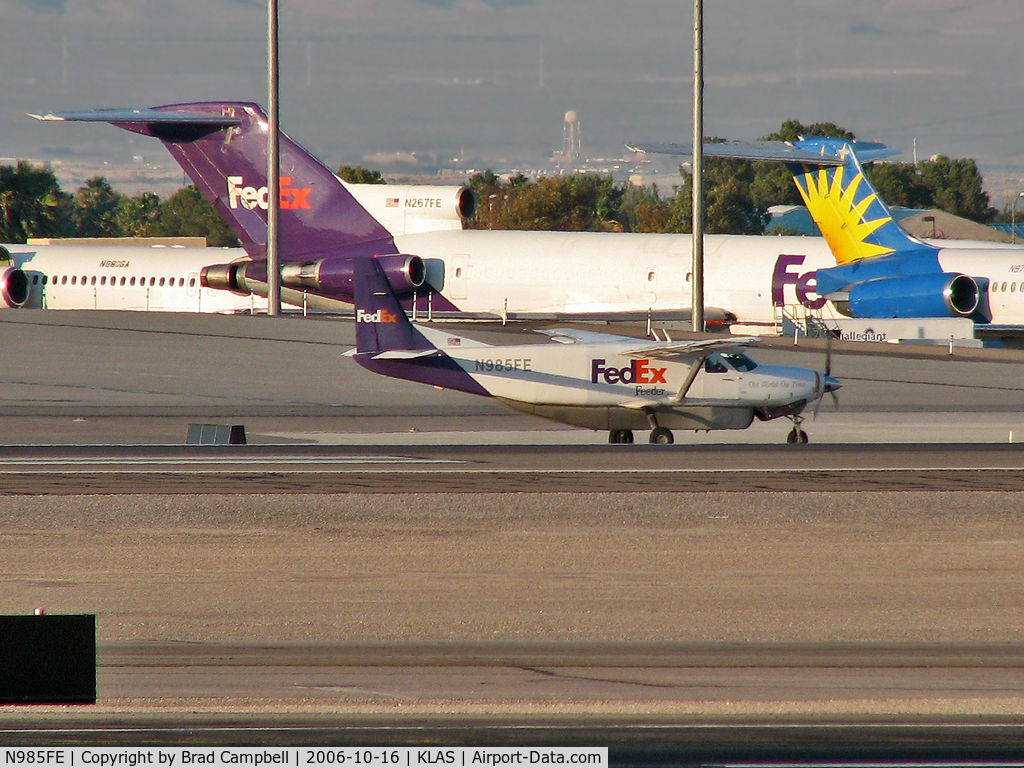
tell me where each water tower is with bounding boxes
[562,110,581,163]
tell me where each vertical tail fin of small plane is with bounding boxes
[32,104,396,262]
[353,257,434,356]
[785,137,931,266]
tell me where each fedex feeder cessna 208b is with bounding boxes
[350,257,841,444]
[34,102,842,329]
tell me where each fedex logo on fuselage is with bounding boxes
[356,308,399,324]
[227,176,312,211]
[772,254,826,309]
[591,359,667,385]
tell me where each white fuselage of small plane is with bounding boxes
[411,324,830,432]
[2,244,264,312]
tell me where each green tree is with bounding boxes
[115,192,163,237]
[0,161,72,242]
[864,162,932,209]
[863,157,996,222]
[467,170,507,229]
[337,165,386,184]
[918,156,995,222]
[483,174,625,232]
[756,121,858,210]
[71,176,124,237]
[150,186,240,247]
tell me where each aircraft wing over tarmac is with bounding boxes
[35,103,847,331]
[350,256,841,445]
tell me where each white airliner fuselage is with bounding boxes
[393,230,838,328]
[2,244,262,312]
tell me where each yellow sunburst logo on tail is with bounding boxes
[795,163,895,265]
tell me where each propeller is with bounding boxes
[813,332,840,419]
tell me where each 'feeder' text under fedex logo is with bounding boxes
[227,176,312,211]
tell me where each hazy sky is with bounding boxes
[4,0,1024,201]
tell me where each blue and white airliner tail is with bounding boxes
[632,138,1024,334]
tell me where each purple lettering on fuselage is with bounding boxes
[771,254,826,310]
[591,359,667,385]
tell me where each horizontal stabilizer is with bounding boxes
[30,109,242,128]
[627,139,900,165]
[371,349,441,360]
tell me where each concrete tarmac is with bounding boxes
[4,309,1024,445]
[4,311,1024,746]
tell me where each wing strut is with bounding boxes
[671,356,706,404]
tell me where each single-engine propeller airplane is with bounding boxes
[350,257,842,444]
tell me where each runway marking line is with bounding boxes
[0,466,1021,475]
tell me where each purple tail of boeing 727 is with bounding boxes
[37,103,395,261]
[33,103,438,308]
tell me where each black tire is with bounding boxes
[623,430,634,444]
[649,427,674,445]
[787,428,809,444]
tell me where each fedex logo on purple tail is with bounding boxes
[591,359,667,385]
[356,308,398,324]
[772,254,825,309]
[227,176,312,211]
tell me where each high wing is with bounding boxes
[622,336,761,362]
[537,327,760,361]
[536,328,645,345]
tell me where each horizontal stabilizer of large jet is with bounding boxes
[31,109,242,129]
[628,139,900,165]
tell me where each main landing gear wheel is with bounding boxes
[609,429,634,444]
[649,427,674,445]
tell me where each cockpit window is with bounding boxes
[704,356,728,373]
[720,352,758,372]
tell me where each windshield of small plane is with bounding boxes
[720,352,758,372]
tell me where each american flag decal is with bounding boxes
[447,338,461,346]
[386,198,400,208]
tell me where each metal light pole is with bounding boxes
[691,0,705,333]
[1012,192,1024,244]
[266,0,282,316]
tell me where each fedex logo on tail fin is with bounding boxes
[227,176,312,211]
[356,308,399,324]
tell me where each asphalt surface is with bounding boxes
[5,310,1024,758]
[3,443,1024,492]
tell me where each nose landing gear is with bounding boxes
[786,415,809,444]
[649,427,674,444]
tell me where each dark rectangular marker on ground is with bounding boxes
[0,614,96,703]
